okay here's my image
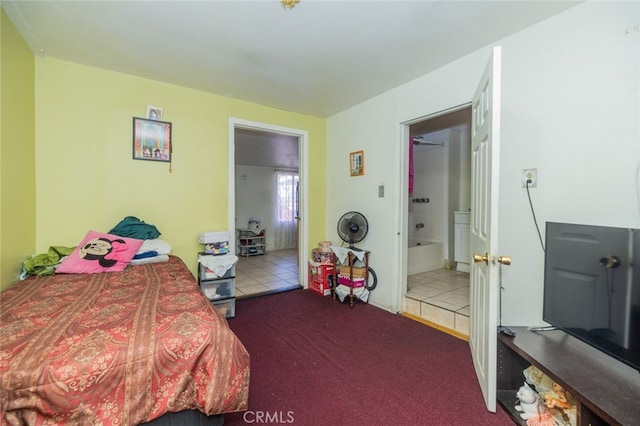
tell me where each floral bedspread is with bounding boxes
[0,256,249,425]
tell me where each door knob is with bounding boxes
[498,256,512,265]
[473,253,489,264]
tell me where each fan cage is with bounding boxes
[337,211,368,246]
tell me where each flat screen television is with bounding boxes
[543,222,640,372]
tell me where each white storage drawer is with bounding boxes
[198,230,230,244]
[200,278,235,301]
[211,297,235,318]
[199,263,235,280]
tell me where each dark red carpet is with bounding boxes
[224,289,512,425]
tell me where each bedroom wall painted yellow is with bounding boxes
[1,9,36,290]
[34,57,326,277]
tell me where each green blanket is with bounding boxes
[23,246,76,276]
[109,216,161,239]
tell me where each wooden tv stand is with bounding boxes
[497,326,640,425]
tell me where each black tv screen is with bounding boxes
[543,222,640,372]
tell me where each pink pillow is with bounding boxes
[56,230,144,274]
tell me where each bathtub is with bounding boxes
[407,238,444,275]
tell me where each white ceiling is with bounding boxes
[3,0,582,167]
[235,127,299,168]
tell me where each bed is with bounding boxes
[0,255,250,425]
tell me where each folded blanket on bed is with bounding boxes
[133,250,158,260]
[130,254,170,265]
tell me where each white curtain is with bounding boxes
[274,171,299,250]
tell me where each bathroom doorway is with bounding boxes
[409,106,472,267]
[403,105,473,337]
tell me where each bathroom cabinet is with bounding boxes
[453,211,470,272]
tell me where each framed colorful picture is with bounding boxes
[350,150,364,176]
[132,117,172,162]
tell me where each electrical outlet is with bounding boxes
[522,168,538,188]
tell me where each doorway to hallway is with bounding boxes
[228,118,310,292]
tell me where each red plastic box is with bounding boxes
[308,261,334,296]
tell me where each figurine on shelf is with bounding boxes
[248,217,261,232]
[515,382,545,421]
[543,382,571,410]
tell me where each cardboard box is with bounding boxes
[339,265,366,278]
[337,274,366,288]
[318,241,332,251]
[308,261,334,296]
[312,248,335,264]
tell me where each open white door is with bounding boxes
[469,46,506,412]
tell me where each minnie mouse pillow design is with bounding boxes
[57,230,144,274]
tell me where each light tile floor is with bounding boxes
[235,249,301,298]
[403,268,470,337]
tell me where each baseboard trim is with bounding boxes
[400,312,469,342]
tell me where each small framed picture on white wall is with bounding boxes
[350,150,364,177]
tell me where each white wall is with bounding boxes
[235,165,278,252]
[410,146,446,244]
[409,127,470,263]
[447,127,470,262]
[326,1,640,323]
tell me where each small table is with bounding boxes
[330,246,370,308]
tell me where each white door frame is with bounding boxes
[228,118,309,287]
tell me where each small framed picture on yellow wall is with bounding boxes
[350,150,364,177]
[146,105,163,121]
[133,117,172,162]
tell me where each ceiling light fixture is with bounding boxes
[280,0,300,10]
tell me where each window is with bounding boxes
[274,171,299,249]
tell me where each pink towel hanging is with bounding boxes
[408,136,414,194]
